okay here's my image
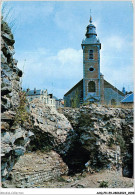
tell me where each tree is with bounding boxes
[71,89,80,108]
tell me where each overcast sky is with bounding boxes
[2,1,133,99]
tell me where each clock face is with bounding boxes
[89,67,94,72]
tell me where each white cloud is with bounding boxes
[54,10,74,30]
[102,35,125,53]
[100,35,133,92]
[16,42,133,98]
[96,33,133,93]
[17,48,83,98]
[57,48,82,65]
[103,64,133,90]
[101,35,133,57]
[108,36,124,50]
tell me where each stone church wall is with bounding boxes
[104,88,124,105]
[64,80,83,107]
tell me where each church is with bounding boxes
[64,15,125,107]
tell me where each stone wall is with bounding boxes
[104,87,124,105]
[61,104,133,177]
[4,151,68,188]
[1,17,74,186]
[3,98,74,187]
[64,79,83,107]
[1,18,34,182]
[27,98,74,154]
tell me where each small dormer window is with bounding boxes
[89,50,93,59]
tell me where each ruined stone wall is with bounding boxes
[1,18,34,182]
[3,98,73,187]
[61,104,133,177]
[1,18,73,186]
[4,151,68,188]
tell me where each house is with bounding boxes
[26,88,58,109]
[53,96,64,109]
[121,93,134,107]
[64,15,125,107]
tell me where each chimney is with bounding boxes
[49,94,53,98]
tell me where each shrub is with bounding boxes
[107,137,114,147]
[14,91,31,126]
[40,145,53,153]
[71,89,80,108]
[115,134,125,153]
[99,181,108,188]
[57,176,66,182]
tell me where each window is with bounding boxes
[89,67,94,72]
[89,50,93,59]
[88,81,96,92]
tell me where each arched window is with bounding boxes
[88,81,96,92]
[111,99,116,105]
[89,50,93,59]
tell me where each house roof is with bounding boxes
[53,96,59,101]
[121,93,134,103]
[26,90,41,96]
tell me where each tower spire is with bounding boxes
[89,9,92,23]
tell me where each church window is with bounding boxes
[89,67,94,72]
[88,81,96,92]
[89,50,93,59]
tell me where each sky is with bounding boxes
[2,1,134,99]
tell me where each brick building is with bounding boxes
[64,15,125,107]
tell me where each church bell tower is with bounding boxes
[82,15,101,103]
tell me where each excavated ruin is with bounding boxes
[1,18,133,188]
[61,106,133,178]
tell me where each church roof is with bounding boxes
[82,14,101,47]
[64,79,83,96]
[121,93,134,103]
[64,78,124,98]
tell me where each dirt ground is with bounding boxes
[33,169,134,188]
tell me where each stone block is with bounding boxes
[2,32,15,45]
[1,51,7,63]
[14,147,25,156]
